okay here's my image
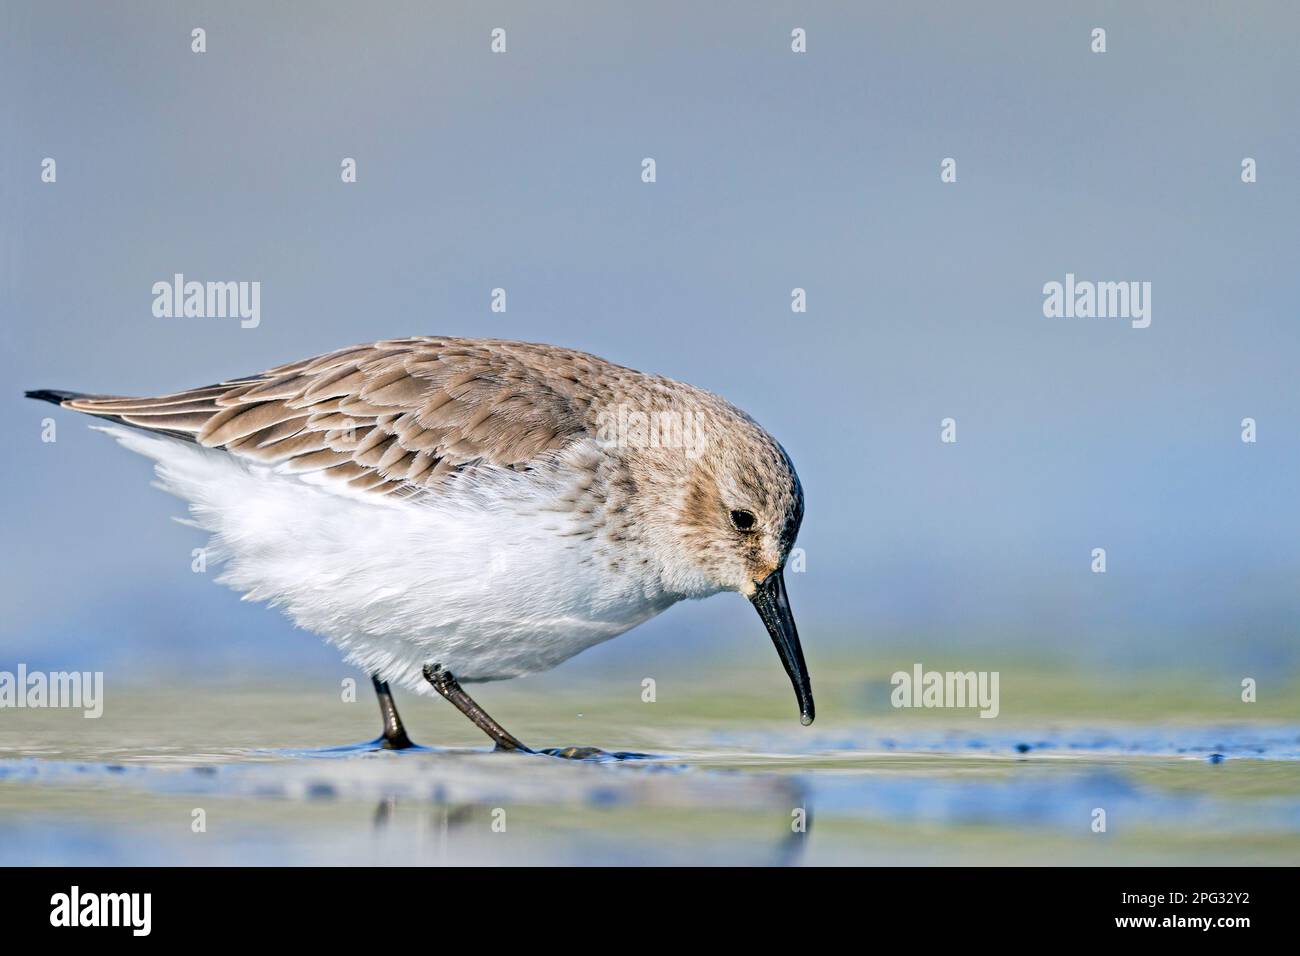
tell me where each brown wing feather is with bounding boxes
[61,338,599,498]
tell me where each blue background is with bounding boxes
[3,2,1298,682]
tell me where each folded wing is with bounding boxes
[62,337,597,499]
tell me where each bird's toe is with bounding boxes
[542,745,607,760]
[539,746,652,761]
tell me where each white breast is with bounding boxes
[97,426,678,692]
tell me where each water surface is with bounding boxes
[2,665,1298,865]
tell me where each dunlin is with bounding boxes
[27,337,811,754]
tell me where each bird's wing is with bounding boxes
[62,338,597,499]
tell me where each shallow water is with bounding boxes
[1,668,1298,865]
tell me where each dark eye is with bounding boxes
[729,509,756,532]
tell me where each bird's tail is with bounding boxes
[24,388,200,442]
[24,389,87,406]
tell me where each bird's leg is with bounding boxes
[371,675,416,750]
[422,664,534,754]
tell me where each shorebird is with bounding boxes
[27,337,811,755]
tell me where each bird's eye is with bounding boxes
[729,509,756,532]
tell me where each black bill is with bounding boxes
[750,568,815,725]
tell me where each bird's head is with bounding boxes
[638,407,813,725]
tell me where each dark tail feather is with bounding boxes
[25,389,86,406]
[24,388,197,442]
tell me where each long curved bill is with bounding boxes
[750,569,815,725]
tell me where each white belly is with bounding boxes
[99,426,678,692]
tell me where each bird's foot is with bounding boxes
[539,746,651,761]
[315,737,430,755]
[540,745,605,760]
[371,732,421,751]
[492,740,535,754]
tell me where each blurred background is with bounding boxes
[3,0,1299,690]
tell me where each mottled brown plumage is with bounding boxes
[59,338,804,587]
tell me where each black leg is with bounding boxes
[372,675,415,750]
[421,664,533,753]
